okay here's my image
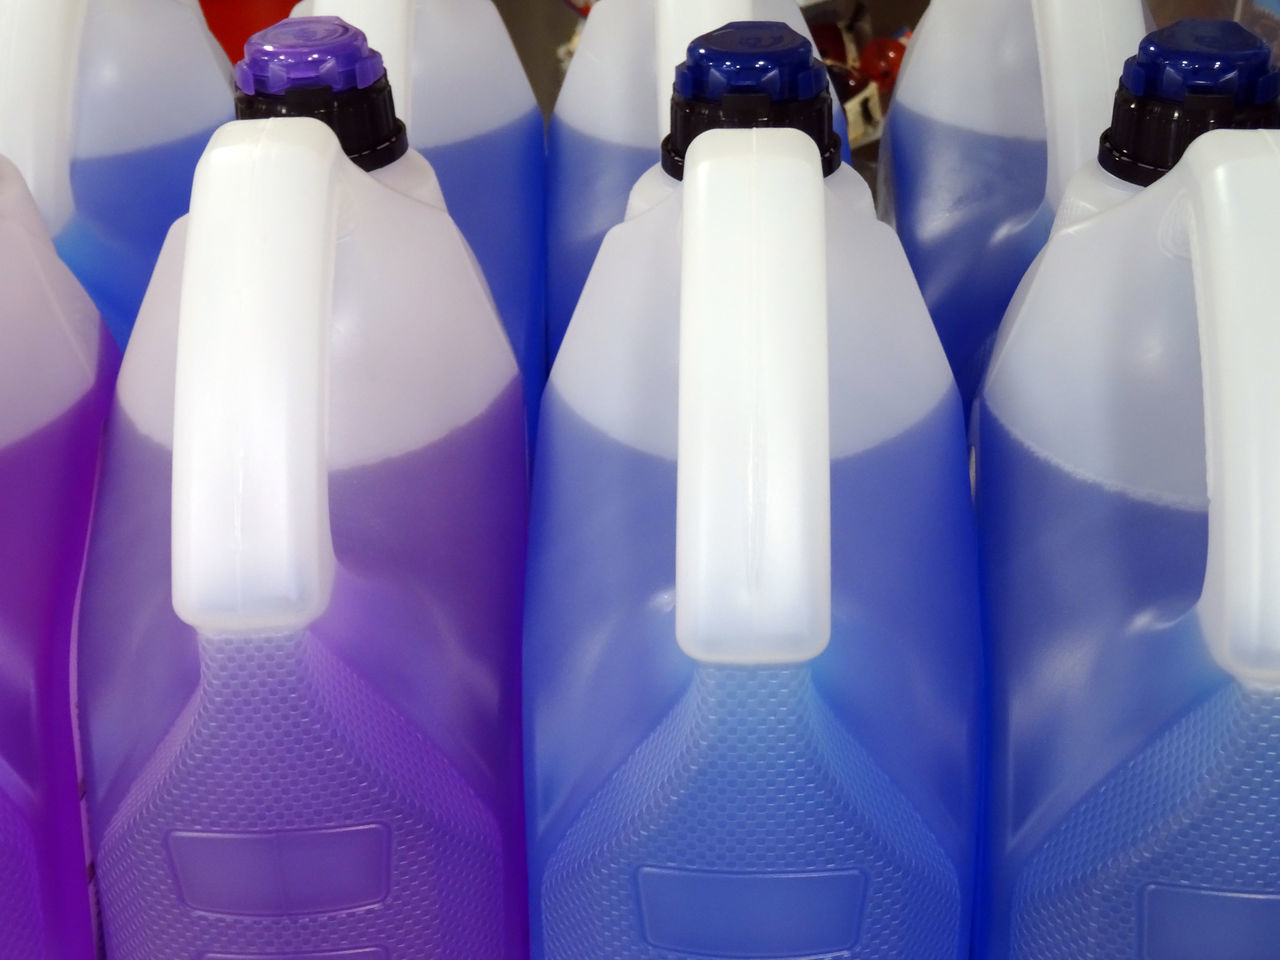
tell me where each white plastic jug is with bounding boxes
[976,20,1280,958]
[527,23,982,960]
[883,0,1148,414]
[77,113,527,959]
[545,0,849,365]
[0,156,115,960]
[292,0,547,423]
[0,0,232,347]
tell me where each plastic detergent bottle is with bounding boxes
[526,22,983,960]
[292,0,547,429]
[883,0,1147,416]
[545,0,849,367]
[0,0,232,349]
[975,20,1280,960]
[0,157,116,960]
[77,25,527,959]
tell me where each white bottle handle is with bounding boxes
[172,117,344,637]
[655,0,752,139]
[292,0,415,121]
[676,127,831,665]
[0,0,88,233]
[1180,129,1280,686]
[1031,0,1147,210]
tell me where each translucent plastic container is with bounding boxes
[0,157,116,960]
[78,46,528,957]
[527,24,982,960]
[976,22,1280,959]
[293,0,548,428]
[0,0,232,348]
[545,0,849,365]
[883,0,1147,415]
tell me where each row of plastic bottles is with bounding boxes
[2,0,1280,959]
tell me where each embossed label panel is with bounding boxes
[169,824,390,916]
[204,951,387,960]
[637,867,866,958]
[1144,884,1280,960]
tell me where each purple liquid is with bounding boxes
[0,326,117,960]
[79,381,528,960]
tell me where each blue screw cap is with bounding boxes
[235,17,386,97]
[1122,19,1280,105]
[674,22,828,103]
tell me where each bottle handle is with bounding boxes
[0,0,88,232]
[171,117,345,637]
[676,126,831,665]
[655,0,750,138]
[1180,130,1280,686]
[292,0,416,121]
[1031,0,1147,209]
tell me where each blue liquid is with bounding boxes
[55,127,220,349]
[544,118,656,366]
[975,403,1280,959]
[885,107,1054,417]
[526,386,982,959]
[424,109,548,434]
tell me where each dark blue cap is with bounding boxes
[673,22,828,103]
[1121,19,1280,105]
[235,17,386,97]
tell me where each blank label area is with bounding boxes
[169,824,390,916]
[637,867,866,958]
[1144,884,1280,960]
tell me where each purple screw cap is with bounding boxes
[235,17,386,97]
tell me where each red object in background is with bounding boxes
[199,0,300,61]
[859,35,908,97]
[561,0,592,14]
[809,22,851,66]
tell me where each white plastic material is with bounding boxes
[0,0,87,232]
[172,119,341,637]
[1031,0,1148,208]
[655,0,747,136]
[139,116,514,638]
[0,155,100,446]
[292,0,535,145]
[557,160,949,461]
[985,129,1280,687]
[895,0,1145,204]
[556,0,816,147]
[675,128,830,665]
[73,0,230,157]
[1182,132,1280,685]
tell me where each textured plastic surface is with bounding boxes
[527,131,980,958]
[883,0,1145,415]
[978,129,1280,958]
[0,158,116,960]
[0,0,232,346]
[236,17,384,95]
[80,117,527,959]
[294,0,546,430]
[546,0,847,366]
[676,129,830,664]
